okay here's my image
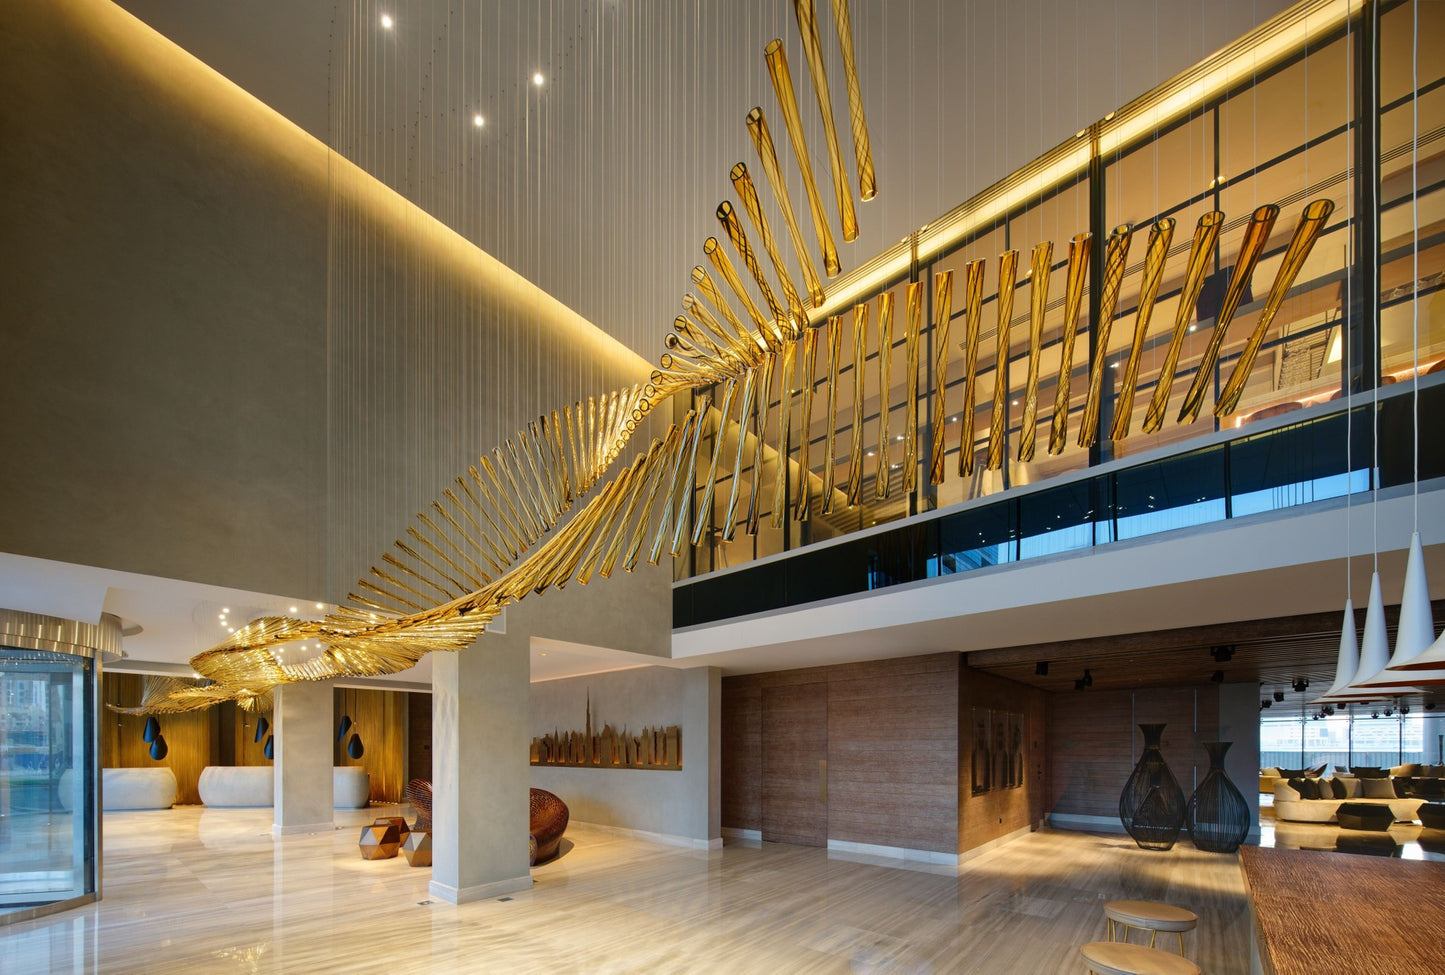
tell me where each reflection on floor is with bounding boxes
[2,806,1253,974]
[1259,804,1445,861]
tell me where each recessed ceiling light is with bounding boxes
[227,627,234,633]
[380,13,394,29]
[315,602,324,609]
[222,607,230,613]
[218,614,225,620]
[473,114,485,127]
[538,651,548,657]
[532,71,545,86]
[289,606,298,613]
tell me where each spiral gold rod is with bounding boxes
[764,41,841,278]
[731,162,808,325]
[957,259,987,478]
[985,250,1019,471]
[1047,234,1092,455]
[1215,199,1334,417]
[929,270,955,485]
[1141,211,1223,434]
[792,0,858,242]
[1018,242,1054,462]
[747,108,827,308]
[821,314,844,513]
[829,0,876,202]
[1177,203,1279,424]
[1077,225,1134,449]
[1109,218,1175,442]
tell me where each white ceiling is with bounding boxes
[112,0,1291,360]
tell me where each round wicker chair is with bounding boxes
[404,779,568,865]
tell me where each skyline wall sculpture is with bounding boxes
[116,0,1335,717]
[531,693,681,771]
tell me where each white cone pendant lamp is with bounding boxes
[1357,532,1441,688]
[1386,533,1445,683]
[1309,597,1358,705]
[1320,572,1391,702]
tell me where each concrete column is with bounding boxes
[429,624,531,903]
[683,666,723,847]
[1218,681,1263,845]
[272,681,334,835]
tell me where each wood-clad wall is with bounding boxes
[103,673,219,805]
[721,654,960,855]
[1046,685,1219,821]
[958,665,1047,852]
[333,687,409,803]
[828,655,958,854]
[408,693,432,786]
[721,677,762,831]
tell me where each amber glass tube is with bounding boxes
[629,423,685,568]
[690,379,739,547]
[1047,233,1092,455]
[718,200,787,326]
[1141,211,1223,434]
[771,340,797,529]
[747,108,826,307]
[691,265,753,352]
[957,259,986,477]
[1076,225,1134,448]
[875,291,896,500]
[845,302,869,505]
[1109,218,1176,442]
[670,403,713,557]
[901,282,923,493]
[828,0,875,201]
[795,324,819,520]
[731,162,807,324]
[1215,199,1334,417]
[674,313,741,375]
[1018,241,1054,462]
[792,0,857,242]
[683,293,760,368]
[821,314,843,513]
[650,410,698,560]
[764,41,841,277]
[985,250,1019,471]
[721,369,760,541]
[929,270,955,485]
[705,236,775,351]
[747,356,777,534]
[1177,203,1279,424]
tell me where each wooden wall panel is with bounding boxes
[958,664,1047,853]
[720,678,761,831]
[102,673,215,805]
[761,681,828,846]
[227,702,273,767]
[827,655,958,854]
[333,687,408,803]
[1047,685,1219,821]
[407,692,431,786]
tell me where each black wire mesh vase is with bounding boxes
[1119,723,1186,851]
[1188,740,1251,853]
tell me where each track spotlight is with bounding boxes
[1260,699,1272,709]
[1210,645,1235,662]
[1292,678,1309,693]
[1211,670,1224,683]
[1035,661,1049,676]
[1083,669,1093,687]
[1273,691,1285,702]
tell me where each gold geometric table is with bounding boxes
[371,816,411,844]
[358,822,401,860]
[1080,941,1200,975]
[401,830,431,867]
[1104,900,1198,955]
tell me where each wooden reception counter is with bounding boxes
[1239,845,1445,975]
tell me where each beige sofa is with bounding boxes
[1273,778,1426,824]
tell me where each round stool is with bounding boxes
[1081,941,1200,975]
[1103,900,1198,955]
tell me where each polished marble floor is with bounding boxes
[2,806,1252,974]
